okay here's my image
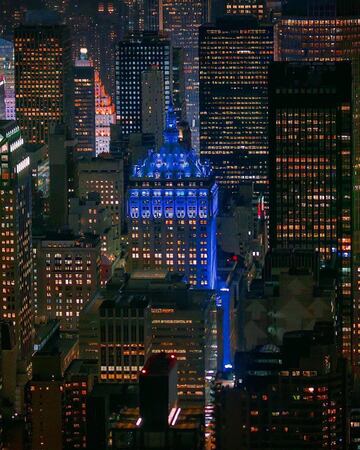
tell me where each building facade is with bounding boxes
[74,50,96,158]
[77,154,124,237]
[141,67,165,149]
[0,39,15,120]
[33,233,101,330]
[95,70,116,155]
[221,0,265,18]
[14,12,72,144]
[215,325,350,450]
[123,271,218,407]
[98,293,150,383]
[68,193,119,261]
[162,0,208,149]
[274,4,360,366]
[269,62,353,361]
[0,121,32,363]
[115,31,172,136]
[199,16,273,197]
[26,326,78,450]
[127,102,218,289]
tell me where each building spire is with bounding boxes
[163,97,178,144]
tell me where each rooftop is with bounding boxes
[132,101,212,180]
[35,231,101,248]
[140,353,177,377]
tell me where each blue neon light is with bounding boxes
[127,101,218,291]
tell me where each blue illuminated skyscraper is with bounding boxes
[128,101,218,289]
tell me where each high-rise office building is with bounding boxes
[162,0,208,149]
[239,249,336,352]
[44,0,70,13]
[26,323,78,450]
[199,16,273,197]
[0,78,5,120]
[0,321,17,423]
[123,271,218,407]
[86,383,139,450]
[74,49,96,158]
[281,0,360,17]
[66,0,122,99]
[98,292,150,382]
[220,0,266,18]
[77,154,124,236]
[269,61,353,360]
[0,39,15,120]
[128,102,218,289]
[172,47,186,122]
[0,0,24,40]
[144,0,162,31]
[141,67,165,149]
[14,11,72,144]
[0,121,32,364]
[108,353,204,449]
[63,359,97,450]
[146,279,218,407]
[274,1,360,367]
[69,193,119,261]
[115,31,172,136]
[33,232,101,330]
[95,70,116,155]
[48,123,77,230]
[117,0,145,34]
[275,1,360,64]
[215,324,350,450]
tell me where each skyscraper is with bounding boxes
[74,49,96,158]
[172,47,186,121]
[269,61,353,361]
[0,0,24,40]
[26,324,78,450]
[33,232,101,330]
[274,0,360,368]
[275,1,360,63]
[122,271,218,407]
[95,70,116,155]
[141,67,165,149]
[0,39,15,120]
[128,102,218,289]
[14,11,72,144]
[69,193,119,261]
[215,324,349,450]
[281,0,360,17]
[77,155,125,238]
[144,0,162,31]
[220,0,266,18]
[63,359,97,450]
[66,0,122,99]
[162,0,207,149]
[108,352,204,449]
[115,31,172,136]
[0,77,5,119]
[199,16,273,197]
[146,279,218,406]
[0,121,32,363]
[98,292,150,382]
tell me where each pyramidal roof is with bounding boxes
[132,100,211,180]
